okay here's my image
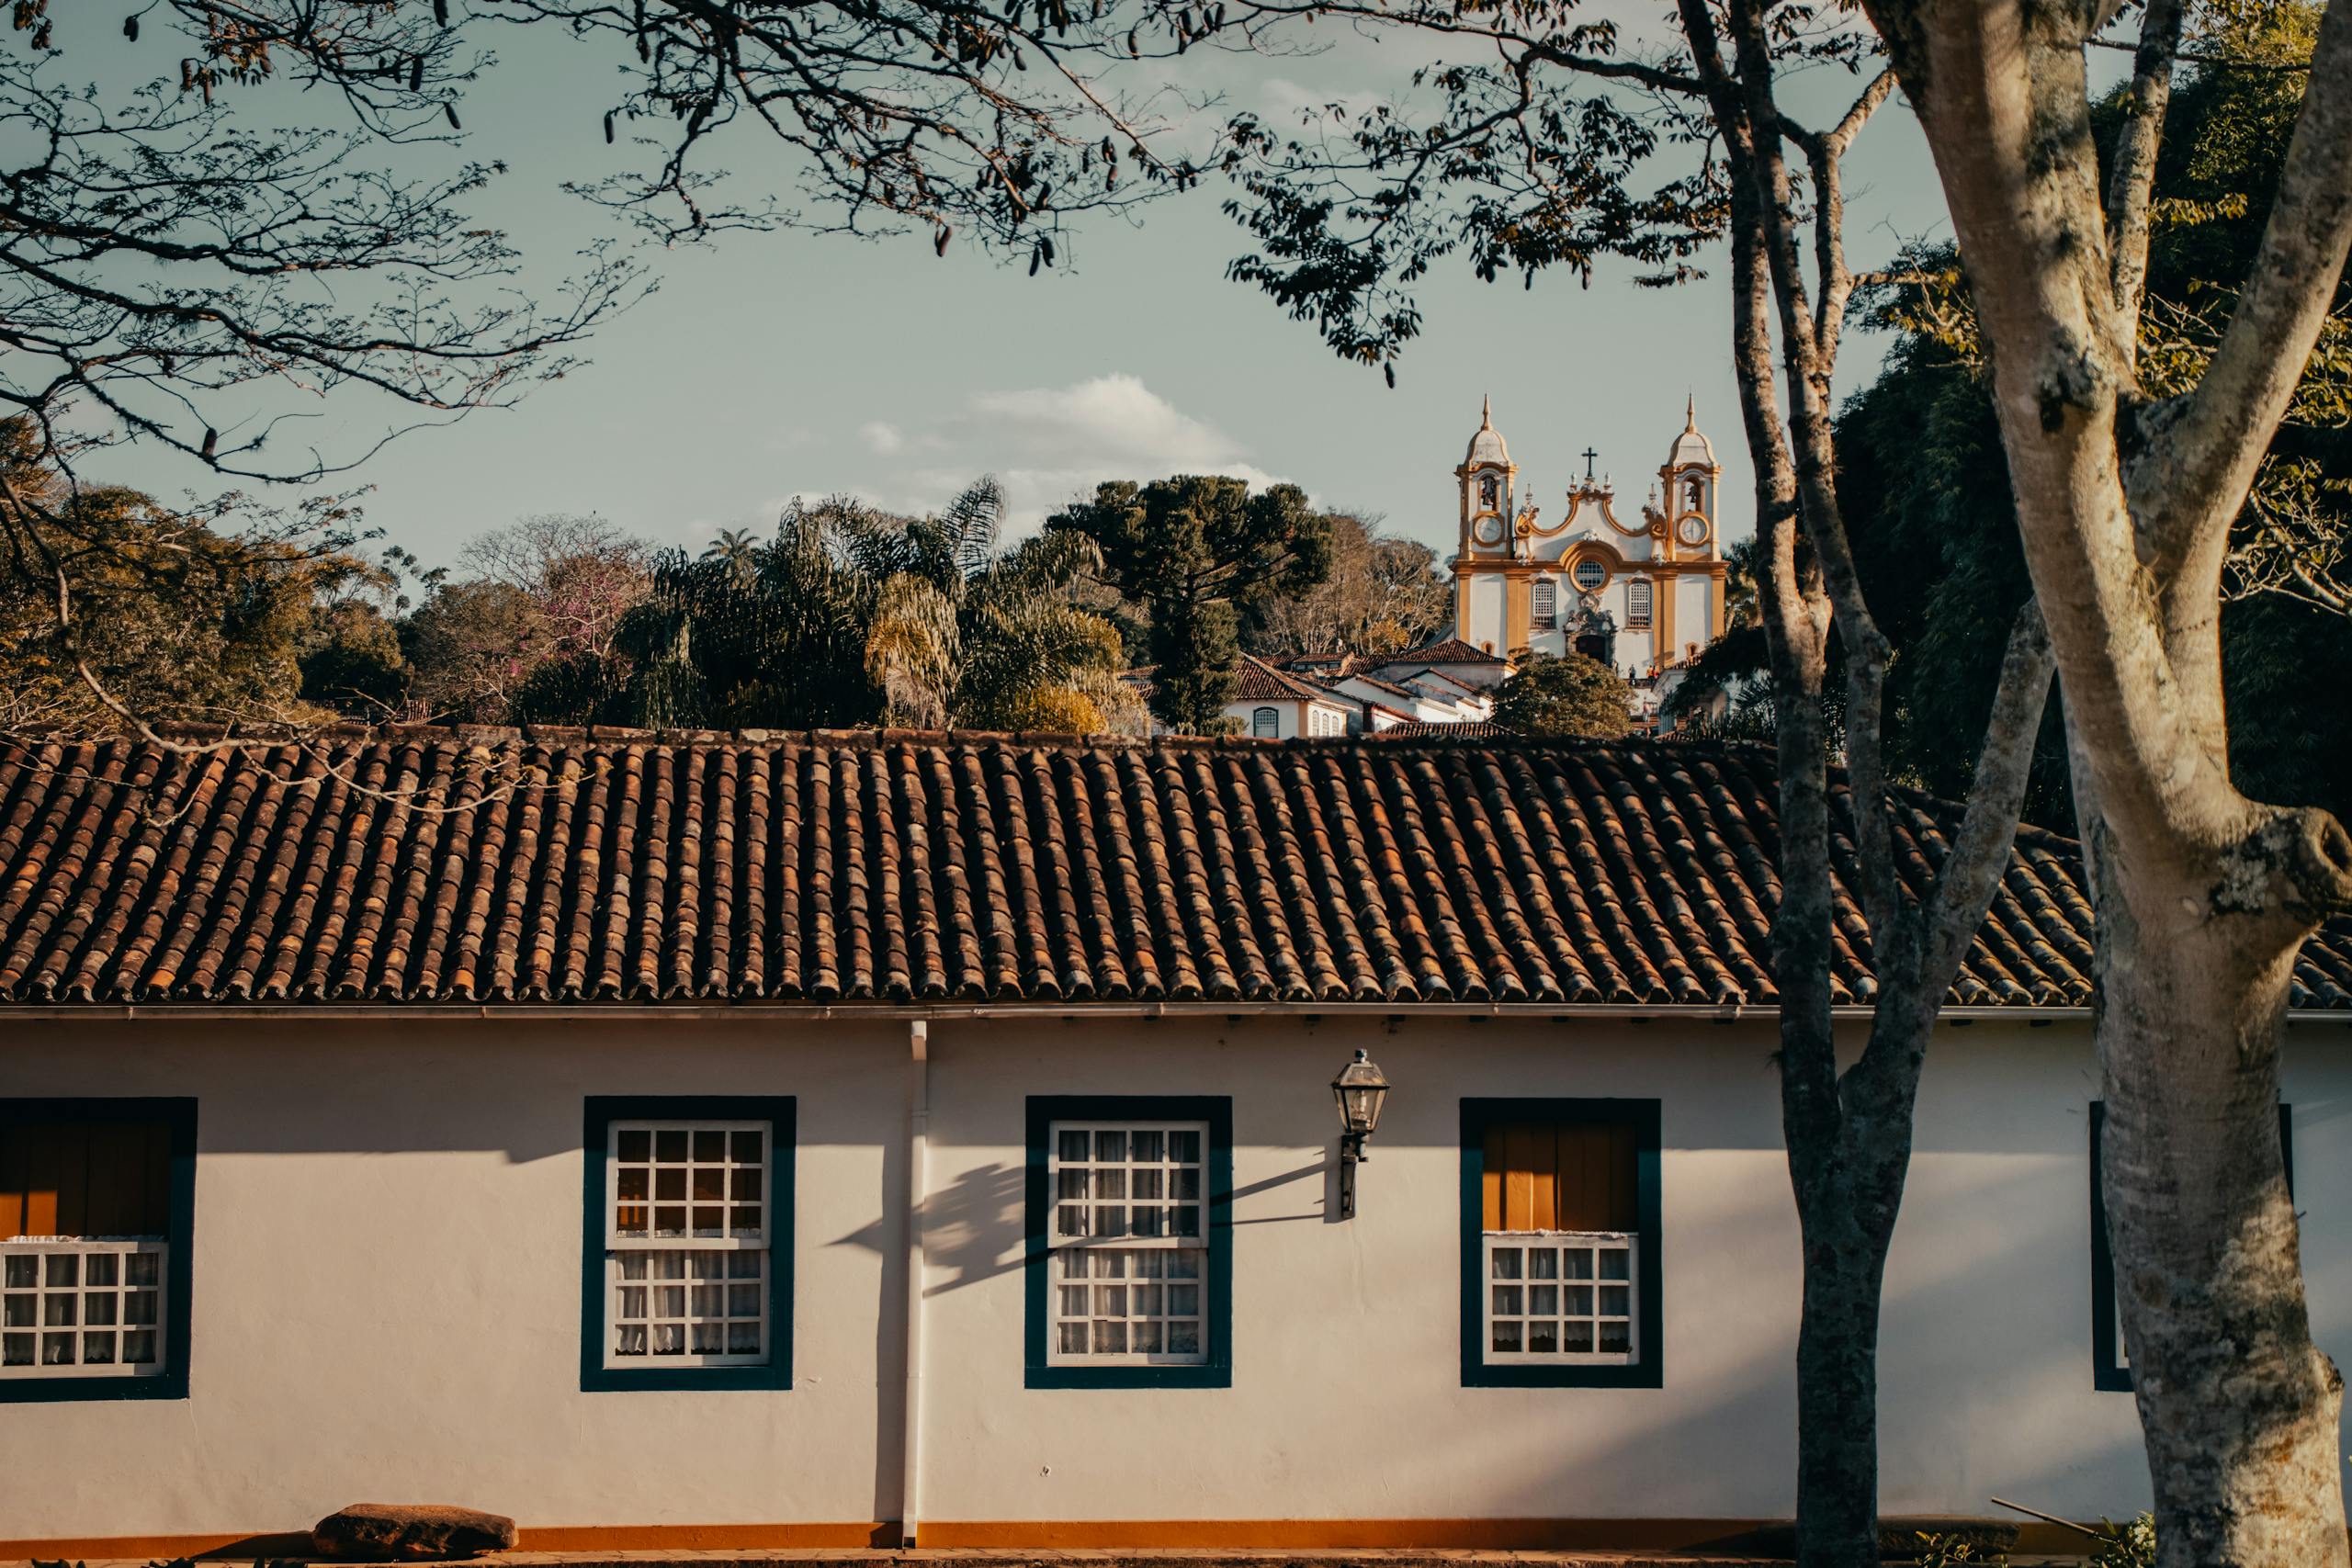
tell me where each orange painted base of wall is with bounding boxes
[0,1518,2106,1559]
[913,1520,1754,1550]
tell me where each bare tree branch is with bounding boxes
[2104,0,2185,347]
[1917,600,2057,985]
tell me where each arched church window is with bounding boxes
[1685,476,1704,509]
[1573,558,1608,593]
[1252,706,1279,739]
[1479,474,1499,510]
[1532,579,1556,628]
[1627,580,1653,626]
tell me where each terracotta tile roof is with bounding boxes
[1372,720,1517,740]
[1395,637,1507,665]
[1336,671,1431,705]
[1229,655,1341,706]
[3,730,2346,1010]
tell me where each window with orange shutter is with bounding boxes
[1461,1098,1660,1387]
[1,1100,194,1398]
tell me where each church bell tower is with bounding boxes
[1452,397,1520,651]
[1455,396,1517,557]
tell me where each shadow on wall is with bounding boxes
[831,1158,1332,1294]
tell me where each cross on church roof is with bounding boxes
[1580,446,1599,481]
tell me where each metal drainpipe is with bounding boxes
[899,1019,930,1548]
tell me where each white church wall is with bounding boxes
[1675,574,1714,662]
[1468,575,1507,654]
[6,1012,2346,1543]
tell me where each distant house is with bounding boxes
[1370,636,1512,694]
[5,729,2350,1557]
[1321,670,1486,729]
[1221,654,1359,739]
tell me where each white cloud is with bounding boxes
[842,374,1286,530]
[1255,77,1380,130]
[966,374,1246,471]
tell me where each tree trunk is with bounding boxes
[2096,864,2346,1566]
[1860,1,2352,1556]
[1793,1191,1894,1568]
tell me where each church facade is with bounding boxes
[1449,399,1728,674]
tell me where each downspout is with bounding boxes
[899,1020,930,1548]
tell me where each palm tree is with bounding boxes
[583,479,1132,734]
[702,528,761,586]
[860,479,1133,731]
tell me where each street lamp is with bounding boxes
[1331,1048,1390,1220]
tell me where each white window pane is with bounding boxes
[1482,1231,1639,1368]
[1045,1119,1216,1367]
[0,1241,171,1382]
[602,1120,775,1371]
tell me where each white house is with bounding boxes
[2,730,2347,1560]
[1318,667,1494,731]
[1220,655,1359,739]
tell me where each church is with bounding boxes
[1448,398,1729,676]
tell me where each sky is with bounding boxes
[59,7,1973,575]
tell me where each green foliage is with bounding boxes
[298,599,407,718]
[604,498,880,730]
[0,447,381,735]
[1491,653,1633,739]
[1804,0,2352,825]
[1906,1531,2003,1567]
[1216,7,1727,378]
[1908,1513,2151,1568]
[2088,1514,2156,1568]
[1052,474,1335,732]
[550,479,1136,735]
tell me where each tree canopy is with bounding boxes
[1490,654,1634,739]
[1051,474,1336,732]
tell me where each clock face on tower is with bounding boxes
[1473,513,1506,547]
[1677,513,1710,547]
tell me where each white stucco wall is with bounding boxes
[1674,575,1713,660]
[1468,575,1506,653]
[3,1012,2348,1540]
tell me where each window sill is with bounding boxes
[0,1370,187,1403]
[581,1361,793,1393]
[1462,1360,1661,1390]
[1026,1363,1231,1390]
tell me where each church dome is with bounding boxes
[1668,395,1715,467]
[1464,396,1510,467]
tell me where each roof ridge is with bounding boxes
[15,723,1740,759]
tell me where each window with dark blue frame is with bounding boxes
[0,1097,197,1403]
[1461,1098,1663,1389]
[2091,1100,2292,1393]
[581,1096,795,1393]
[1025,1096,1232,1390]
